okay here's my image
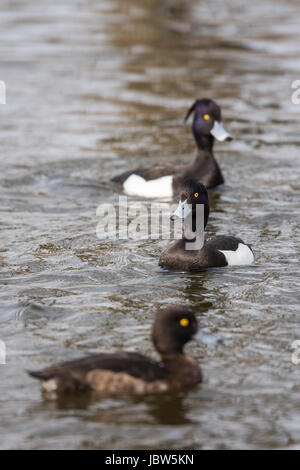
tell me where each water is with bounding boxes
[0,0,300,450]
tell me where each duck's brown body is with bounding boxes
[28,351,202,394]
[29,352,166,393]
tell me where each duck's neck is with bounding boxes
[193,132,214,155]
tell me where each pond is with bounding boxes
[0,0,299,449]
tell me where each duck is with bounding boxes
[112,98,232,198]
[27,306,220,394]
[159,179,254,271]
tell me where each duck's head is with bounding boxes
[170,179,210,230]
[184,98,232,147]
[152,306,221,356]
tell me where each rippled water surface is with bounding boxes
[0,0,300,450]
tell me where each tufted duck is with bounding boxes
[159,180,254,270]
[27,306,220,395]
[112,98,232,198]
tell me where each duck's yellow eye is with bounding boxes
[180,318,189,327]
[194,192,198,198]
[203,114,210,120]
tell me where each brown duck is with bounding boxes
[28,306,221,395]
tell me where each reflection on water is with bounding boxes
[41,391,192,426]
[0,0,300,450]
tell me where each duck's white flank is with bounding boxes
[219,243,254,266]
[123,174,173,198]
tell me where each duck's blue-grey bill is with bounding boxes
[210,121,232,142]
[170,199,191,221]
[194,329,222,345]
